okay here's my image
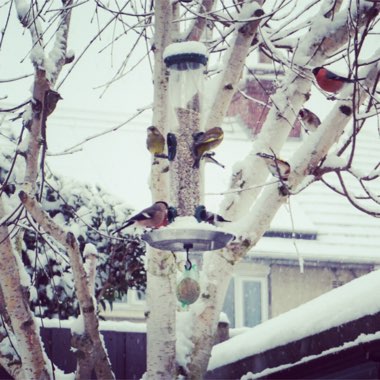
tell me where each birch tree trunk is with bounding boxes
[0,199,49,380]
[19,192,115,380]
[146,1,177,379]
[187,1,380,378]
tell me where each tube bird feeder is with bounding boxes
[163,41,208,217]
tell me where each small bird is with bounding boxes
[44,90,62,117]
[167,133,177,161]
[194,205,231,225]
[192,127,224,169]
[146,126,165,157]
[298,108,321,133]
[112,201,169,234]
[312,67,357,93]
[256,152,291,181]
[167,206,178,223]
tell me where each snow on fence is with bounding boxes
[0,328,146,380]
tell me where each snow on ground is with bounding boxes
[207,268,380,371]
[37,317,147,333]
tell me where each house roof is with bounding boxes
[30,105,380,265]
[247,124,380,265]
[207,268,380,376]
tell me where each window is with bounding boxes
[222,263,269,328]
[100,289,146,321]
[116,289,146,306]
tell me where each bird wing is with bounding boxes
[133,210,154,221]
[325,71,352,82]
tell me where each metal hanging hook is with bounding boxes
[184,243,193,270]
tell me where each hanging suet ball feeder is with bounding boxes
[176,265,200,306]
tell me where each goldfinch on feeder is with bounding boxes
[256,152,291,181]
[192,127,224,169]
[113,201,169,233]
[146,126,165,156]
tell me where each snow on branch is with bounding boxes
[184,0,215,41]
[204,2,264,133]
[47,0,74,84]
[0,315,23,380]
[18,191,115,380]
[14,0,45,69]
[0,197,49,379]
[220,0,380,221]
[231,48,380,255]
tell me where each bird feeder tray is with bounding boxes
[142,228,235,253]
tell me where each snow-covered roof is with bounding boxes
[208,268,380,372]
[249,126,380,265]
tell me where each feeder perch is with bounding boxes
[142,227,235,253]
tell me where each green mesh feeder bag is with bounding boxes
[176,265,200,306]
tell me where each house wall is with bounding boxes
[269,263,372,318]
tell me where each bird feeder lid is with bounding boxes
[164,42,208,69]
[142,227,235,253]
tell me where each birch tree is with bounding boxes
[1,0,380,380]
[144,1,380,379]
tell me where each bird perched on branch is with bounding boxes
[194,205,230,225]
[298,108,321,133]
[312,67,359,93]
[44,90,62,117]
[112,201,169,234]
[192,127,224,169]
[147,126,165,159]
[257,152,291,181]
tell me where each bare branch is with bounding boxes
[185,0,215,41]
[204,3,264,132]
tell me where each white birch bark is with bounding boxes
[0,198,49,380]
[185,0,215,41]
[146,1,177,379]
[221,1,378,220]
[187,251,235,379]
[18,192,115,380]
[187,2,380,377]
[0,2,79,377]
[204,4,264,135]
[146,249,177,379]
[0,321,24,380]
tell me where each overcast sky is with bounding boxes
[1,1,378,212]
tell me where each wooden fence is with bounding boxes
[0,327,146,379]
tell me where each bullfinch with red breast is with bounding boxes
[312,67,356,93]
[113,201,169,233]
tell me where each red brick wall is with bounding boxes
[227,76,301,138]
